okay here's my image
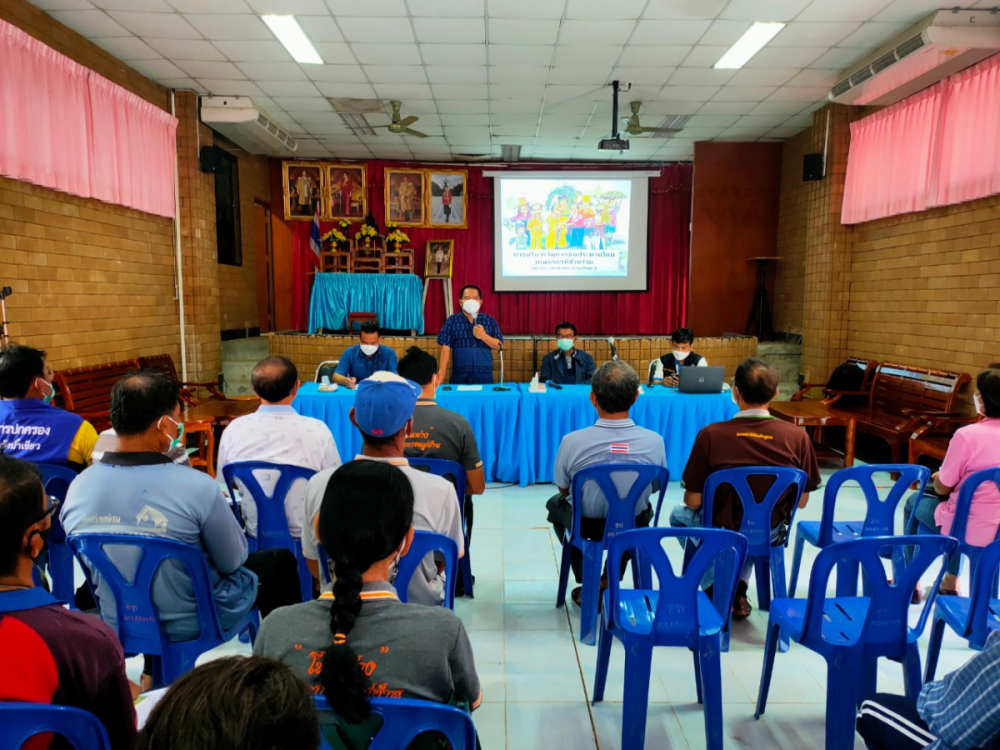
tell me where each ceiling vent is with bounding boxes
[200,96,297,156]
[652,115,690,138]
[829,9,1000,106]
[326,98,384,114]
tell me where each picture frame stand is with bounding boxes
[422,276,453,321]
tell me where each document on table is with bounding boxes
[457,385,483,391]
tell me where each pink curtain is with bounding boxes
[842,85,942,224]
[0,19,177,218]
[932,53,1000,208]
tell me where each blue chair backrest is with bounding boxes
[315,697,476,750]
[569,464,669,542]
[966,537,1000,642]
[317,543,333,587]
[0,703,110,750]
[36,463,77,544]
[606,527,748,644]
[818,464,930,545]
[406,458,467,501]
[702,467,808,552]
[66,533,230,654]
[394,531,459,609]
[222,462,317,551]
[802,535,957,652]
[944,468,1000,570]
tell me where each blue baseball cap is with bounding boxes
[353,372,422,437]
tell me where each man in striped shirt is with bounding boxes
[857,630,1000,749]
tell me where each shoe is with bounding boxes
[732,580,752,619]
[571,584,605,611]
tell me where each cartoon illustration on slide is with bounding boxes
[527,203,545,249]
[500,182,629,251]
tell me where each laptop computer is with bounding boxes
[678,366,725,394]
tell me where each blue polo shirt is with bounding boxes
[334,344,398,382]
[437,312,503,385]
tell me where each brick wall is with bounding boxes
[773,129,811,334]
[269,333,758,385]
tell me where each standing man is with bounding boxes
[441,182,453,224]
[540,322,596,386]
[436,285,502,385]
[333,322,398,389]
[398,176,416,222]
[651,327,709,386]
[339,172,353,216]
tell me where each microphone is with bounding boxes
[494,341,510,391]
[648,360,656,388]
[546,380,563,390]
[607,337,618,362]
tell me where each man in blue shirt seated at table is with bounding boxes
[546,361,667,607]
[539,321,596,386]
[436,285,503,385]
[333,322,398,389]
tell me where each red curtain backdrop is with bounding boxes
[292,162,691,335]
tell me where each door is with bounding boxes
[254,201,274,333]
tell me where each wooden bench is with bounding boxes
[53,359,140,432]
[137,354,225,405]
[828,362,971,463]
[791,357,878,402]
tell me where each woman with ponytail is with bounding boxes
[254,459,481,744]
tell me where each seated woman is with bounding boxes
[254,460,481,747]
[904,365,1000,595]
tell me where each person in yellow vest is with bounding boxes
[527,203,545,250]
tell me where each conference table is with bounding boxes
[293,382,737,487]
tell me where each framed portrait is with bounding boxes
[425,240,454,279]
[283,161,324,221]
[324,163,367,221]
[385,168,426,227]
[426,169,468,229]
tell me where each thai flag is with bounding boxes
[308,203,322,268]
[610,443,630,454]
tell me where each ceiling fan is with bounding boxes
[622,101,683,137]
[374,100,427,138]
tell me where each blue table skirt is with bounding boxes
[308,273,424,333]
[517,384,739,485]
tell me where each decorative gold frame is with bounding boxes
[323,163,367,221]
[282,161,325,221]
[425,169,468,229]
[384,168,426,227]
[424,239,454,278]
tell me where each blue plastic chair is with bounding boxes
[406,458,473,598]
[594,528,747,750]
[754,535,957,750]
[924,536,1000,682]
[36,463,79,605]
[555,463,669,646]
[66,533,259,687]
[317,543,333,588]
[0,703,110,750]
[393,530,459,610]
[222,461,317,602]
[315,697,477,750]
[788,464,930,597]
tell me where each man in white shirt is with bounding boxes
[300,371,464,606]
[217,357,341,540]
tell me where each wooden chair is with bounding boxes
[53,359,140,432]
[137,354,225,405]
[909,412,981,465]
[184,419,216,478]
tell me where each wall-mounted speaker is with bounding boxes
[200,145,226,174]
[802,153,825,181]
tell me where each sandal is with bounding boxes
[571,584,606,611]
[732,581,752,619]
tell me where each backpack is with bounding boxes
[826,362,867,407]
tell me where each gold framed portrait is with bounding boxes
[425,239,454,278]
[426,169,468,229]
[385,168,426,227]
[324,163,367,221]
[282,161,324,221]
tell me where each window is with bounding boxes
[213,149,242,265]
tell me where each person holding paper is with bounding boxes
[650,327,709,386]
[436,285,503,385]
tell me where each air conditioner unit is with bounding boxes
[199,96,298,156]
[829,10,1000,107]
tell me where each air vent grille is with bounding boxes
[896,33,927,59]
[831,78,853,98]
[850,67,874,87]
[871,50,898,74]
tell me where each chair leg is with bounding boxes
[924,616,946,684]
[755,556,772,611]
[902,642,924,701]
[556,542,572,608]
[460,550,474,599]
[698,634,725,750]
[860,657,878,706]
[788,532,806,598]
[621,638,654,750]
[693,648,704,704]
[754,620,781,719]
[825,651,863,750]
[593,611,613,704]
[579,545,602,646]
[768,549,791,652]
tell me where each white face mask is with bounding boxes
[462,299,481,316]
[672,350,691,362]
[360,343,379,357]
[975,392,985,416]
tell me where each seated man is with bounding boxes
[0,344,98,470]
[539,321,596,385]
[857,629,1000,749]
[669,358,821,617]
[650,327,709,386]
[546,361,666,606]
[216,356,341,540]
[0,455,136,749]
[333,322,397,388]
[300,372,464,606]
[398,346,485,595]
[61,370,270,644]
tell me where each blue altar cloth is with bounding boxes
[292,382,525,484]
[308,273,424,333]
[517,384,739,485]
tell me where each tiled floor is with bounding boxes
[127,465,978,749]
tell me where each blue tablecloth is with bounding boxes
[308,273,424,333]
[293,383,362,460]
[517,384,739,484]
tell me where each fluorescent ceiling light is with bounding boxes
[261,15,323,65]
[714,22,786,69]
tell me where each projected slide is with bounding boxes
[491,171,650,293]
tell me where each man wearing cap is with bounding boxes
[299,372,465,606]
